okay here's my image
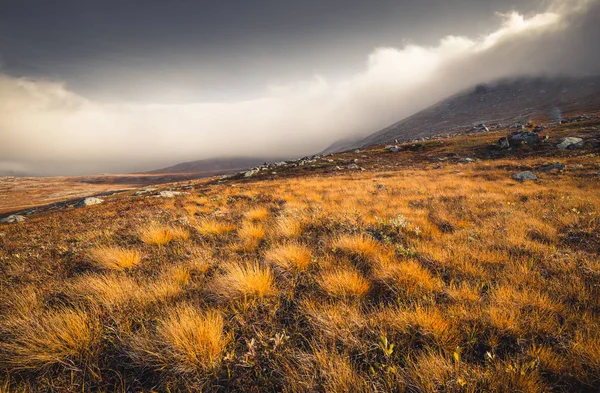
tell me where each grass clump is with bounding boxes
[245,207,270,222]
[130,306,227,375]
[208,262,276,301]
[88,246,141,270]
[238,221,266,250]
[196,219,234,237]
[265,243,312,272]
[139,223,189,246]
[0,307,100,372]
[318,268,371,299]
[332,233,381,261]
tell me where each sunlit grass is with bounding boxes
[318,267,371,299]
[208,262,276,301]
[265,243,312,272]
[130,306,227,374]
[139,223,189,246]
[88,246,142,270]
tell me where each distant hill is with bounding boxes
[146,157,284,175]
[325,76,600,152]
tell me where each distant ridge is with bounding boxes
[146,157,285,175]
[324,75,600,153]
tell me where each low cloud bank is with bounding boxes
[1,0,599,175]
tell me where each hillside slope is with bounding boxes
[146,157,282,175]
[323,76,600,152]
[1,116,599,392]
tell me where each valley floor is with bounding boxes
[0,119,599,392]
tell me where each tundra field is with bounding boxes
[1,119,600,392]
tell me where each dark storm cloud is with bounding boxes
[0,0,543,102]
[0,0,598,176]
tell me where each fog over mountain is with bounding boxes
[0,0,599,176]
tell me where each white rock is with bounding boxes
[0,214,26,223]
[76,197,104,207]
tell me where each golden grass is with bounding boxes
[264,243,312,272]
[332,233,381,260]
[130,306,227,375]
[0,307,100,371]
[318,267,371,299]
[245,206,270,222]
[274,216,304,239]
[237,221,266,250]
[195,218,234,237]
[88,246,142,270]
[139,223,189,246]
[375,259,443,297]
[208,262,276,301]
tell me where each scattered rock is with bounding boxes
[76,197,104,207]
[533,126,544,133]
[459,157,475,163]
[538,162,565,172]
[135,187,158,196]
[509,131,540,146]
[385,145,400,153]
[512,171,537,182]
[244,169,259,178]
[497,137,510,150]
[346,163,359,170]
[467,124,489,134]
[0,215,26,223]
[557,137,584,150]
[156,191,185,198]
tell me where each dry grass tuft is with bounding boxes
[332,234,381,260]
[208,262,276,301]
[238,221,266,250]
[0,307,100,371]
[318,267,371,299]
[274,216,303,239]
[88,246,141,270]
[139,223,189,246]
[130,306,227,375]
[196,219,234,237]
[265,243,312,272]
[376,259,443,297]
[245,207,270,222]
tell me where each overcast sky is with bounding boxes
[0,0,599,175]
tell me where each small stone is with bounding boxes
[76,197,104,207]
[512,171,537,182]
[538,162,565,172]
[0,214,26,223]
[156,191,184,198]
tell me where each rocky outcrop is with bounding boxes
[0,215,26,223]
[76,197,104,207]
[557,137,584,150]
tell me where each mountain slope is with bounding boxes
[337,76,600,151]
[146,157,282,175]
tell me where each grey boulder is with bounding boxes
[557,137,584,150]
[512,171,537,182]
[538,162,565,172]
[0,214,26,223]
[76,197,104,207]
[496,137,510,150]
